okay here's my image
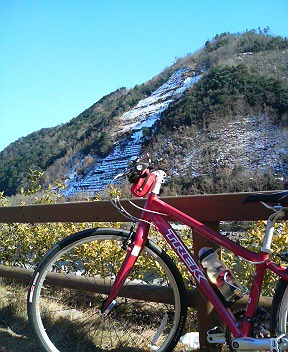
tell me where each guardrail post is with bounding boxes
[192,221,223,351]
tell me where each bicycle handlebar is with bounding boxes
[114,154,154,183]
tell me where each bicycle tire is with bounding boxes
[270,277,288,351]
[27,228,187,352]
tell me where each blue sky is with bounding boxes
[0,0,287,152]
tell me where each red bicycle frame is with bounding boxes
[103,192,288,339]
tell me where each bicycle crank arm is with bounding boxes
[232,334,288,351]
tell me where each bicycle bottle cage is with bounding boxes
[130,172,156,197]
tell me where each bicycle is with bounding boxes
[27,155,288,351]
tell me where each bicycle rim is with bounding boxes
[27,228,187,351]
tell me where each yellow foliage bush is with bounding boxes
[223,220,288,297]
[0,172,125,269]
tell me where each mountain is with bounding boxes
[0,28,287,197]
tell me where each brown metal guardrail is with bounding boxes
[0,192,280,223]
[0,192,286,351]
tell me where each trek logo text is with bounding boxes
[166,229,206,283]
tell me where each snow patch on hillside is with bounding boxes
[155,115,287,180]
[115,68,200,134]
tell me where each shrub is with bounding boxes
[0,172,125,269]
[223,220,288,297]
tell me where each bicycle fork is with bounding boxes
[101,221,149,315]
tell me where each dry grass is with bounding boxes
[0,279,203,351]
[36,290,198,351]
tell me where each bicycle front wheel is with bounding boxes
[27,228,187,352]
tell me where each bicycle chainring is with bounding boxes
[225,306,271,351]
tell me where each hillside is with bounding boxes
[0,28,287,197]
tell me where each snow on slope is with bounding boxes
[117,68,200,133]
[64,68,200,196]
[153,115,287,180]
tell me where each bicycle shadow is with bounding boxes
[0,330,38,352]
[0,306,40,352]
